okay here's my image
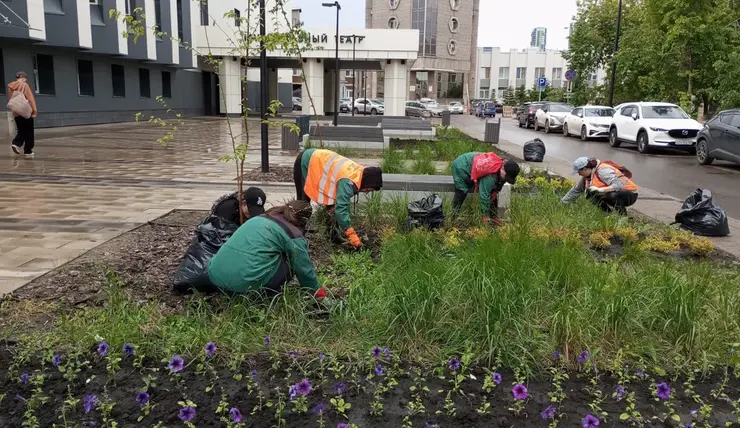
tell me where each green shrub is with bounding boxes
[380,146,405,174]
[410,146,437,175]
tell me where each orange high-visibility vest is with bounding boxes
[589,162,638,191]
[304,150,365,206]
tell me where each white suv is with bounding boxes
[353,98,385,115]
[609,102,703,153]
[563,105,615,140]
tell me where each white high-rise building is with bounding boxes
[530,27,547,51]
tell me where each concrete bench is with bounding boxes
[382,173,511,209]
[336,115,410,127]
[307,125,388,150]
[382,117,435,139]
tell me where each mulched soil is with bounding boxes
[1,350,739,428]
[240,166,295,183]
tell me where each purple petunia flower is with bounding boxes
[319,353,325,361]
[288,350,299,360]
[264,336,271,348]
[288,385,297,400]
[136,391,150,405]
[616,385,625,400]
[52,354,62,367]
[512,383,528,401]
[312,403,326,415]
[635,369,645,379]
[230,407,242,423]
[657,382,671,400]
[334,382,346,394]
[383,347,391,359]
[492,372,502,385]
[582,413,600,428]
[337,424,349,428]
[553,350,561,360]
[250,368,258,379]
[98,342,110,357]
[205,342,217,357]
[294,379,313,396]
[690,409,697,416]
[123,344,135,357]
[179,406,196,422]
[168,355,184,373]
[20,372,29,385]
[375,363,385,376]
[577,350,590,364]
[541,405,556,420]
[371,346,382,358]
[685,424,693,428]
[83,394,97,414]
[15,394,26,402]
[448,356,461,372]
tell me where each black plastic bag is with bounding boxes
[173,215,239,292]
[523,138,546,162]
[674,188,730,237]
[405,194,445,230]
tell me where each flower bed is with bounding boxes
[2,175,740,427]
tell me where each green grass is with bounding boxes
[4,187,739,376]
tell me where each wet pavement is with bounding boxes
[453,114,740,218]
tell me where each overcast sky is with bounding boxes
[292,0,579,51]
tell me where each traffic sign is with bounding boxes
[538,77,547,88]
[565,69,576,81]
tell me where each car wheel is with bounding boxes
[696,139,714,165]
[580,126,588,141]
[518,120,524,128]
[371,109,377,116]
[563,123,570,137]
[534,120,540,132]
[353,108,359,115]
[544,120,551,134]
[609,128,621,148]
[637,131,651,154]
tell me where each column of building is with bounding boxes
[382,60,408,117]
[218,58,243,117]
[302,59,325,116]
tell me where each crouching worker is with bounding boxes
[210,187,267,224]
[562,157,638,215]
[293,148,383,248]
[207,200,326,300]
[451,152,520,225]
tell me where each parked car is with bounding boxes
[696,109,740,165]
[421,100,447,117]
[609,102,702,153]
[405,100,432,118]
[517,102,543,128]
[476,101,497,118]
[339,98,352,113]
[534,102,572,133]
[292,97,302,111]
[353,98,385,115]
[468,99,485,115]
[448,102,464,114]
[563,105,616,140]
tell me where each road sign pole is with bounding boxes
[538,87,542,101]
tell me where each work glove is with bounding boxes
[345,227,363,248]
[482,216,503,227]
[313,287,327,301]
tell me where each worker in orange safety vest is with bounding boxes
[561,157,639,215]
[293,148,383,248]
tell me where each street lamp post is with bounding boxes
[607,0,623,107]
[348,34,360,117]
[322,1,341,126]
[259,0,269,172]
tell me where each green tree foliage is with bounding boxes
[566,0,740,112]
[514,85,528,105]
[503,86,517,106]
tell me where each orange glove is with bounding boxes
[345,227,362,248]
[313,287,326,300]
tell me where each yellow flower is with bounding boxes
[588,231,614,249]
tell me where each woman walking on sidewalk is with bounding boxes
[7,71,37,157]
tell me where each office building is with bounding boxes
[530,27,547,51]
[365,0,480,102]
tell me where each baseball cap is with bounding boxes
[243,187,266,216]
[572,157,590,174]
[502,160,520,184]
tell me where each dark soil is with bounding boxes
[239,166,295,183]
[588,235,737,264]
[2,350,739,428]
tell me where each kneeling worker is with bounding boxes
[294,148,383,248]
[210,187,266,224]
[561,157,638,214]
[208,200,326,300]
[451,152,520,225]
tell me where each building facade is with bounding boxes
[530,27,547,51]
[365,0,479,102]
[0,0,204,128]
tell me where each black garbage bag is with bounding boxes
[523,138,546,162]
[173,215,240,293]
[674,188,730,237]
[405,194,445,230]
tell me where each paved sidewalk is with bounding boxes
[454,118,740,258]
[0,118,299,294]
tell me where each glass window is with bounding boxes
[124,0,133,15]
[33,54,55,95]
[176,0,184,40]
[585,108,615,117]
[571,108,581,116]
[388,17,398,28]
[111,64,125,97]
[498,67,509,79]
[642,105,688,119]
[516,67,526,79]
[77,59,94,96]
[720,114,733,125]
[621,106,634,116]
[534,67,545,78]
[162,71,171,98]
[552,68,562,80]
[0,49,4,94]
[548,104,571,113]
[139,68,151,98]
[234,8,241,27]
[730,114,740,128]
[200,0,208,26]
[154,0,162,31]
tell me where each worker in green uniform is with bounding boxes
[451,152,520,225]
[208,200,326,300]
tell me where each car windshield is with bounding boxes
[548,104,571,112]
[371,99,383,105]
[485,102,495,108]
[450,102,461,106]
[585,108,615,117]
[642,105,688,119]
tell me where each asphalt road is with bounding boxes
[453,114,740,218]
